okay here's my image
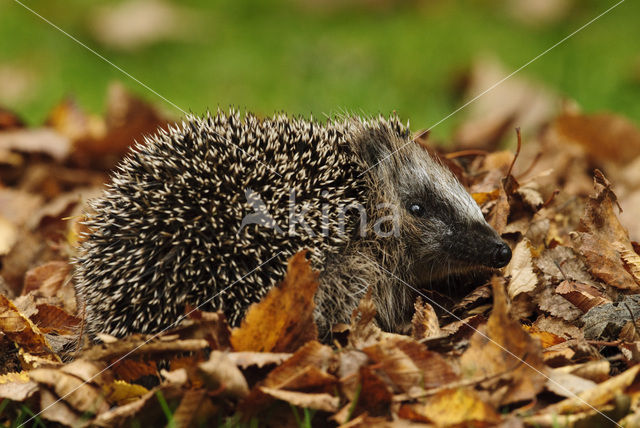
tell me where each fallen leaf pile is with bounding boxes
[3,79,640,426]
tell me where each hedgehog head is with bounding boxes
[351,117,511,284]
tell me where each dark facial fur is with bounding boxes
[75,109,511,340]
[355,124,511,281]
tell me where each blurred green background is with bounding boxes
[0,0,638,138]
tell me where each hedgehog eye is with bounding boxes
[408,203,425,217]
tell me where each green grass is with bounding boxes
[0,400,47,428]
[1,0,639,139]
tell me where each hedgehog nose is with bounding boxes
[490,242,512,268]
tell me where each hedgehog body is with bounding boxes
[75,110,511,339]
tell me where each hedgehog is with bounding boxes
[75,109,512,340]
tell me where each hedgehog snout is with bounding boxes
[474,233,511,269]
[441,223,511,269]
[489,241,512,268]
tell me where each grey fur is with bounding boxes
[75,109,507,340]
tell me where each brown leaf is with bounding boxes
[439,314,486,339]
[0,128,71,162]
[30,360,111,414]
[460,276,547,406]
[545,364,640,415]
[196,351,249,398]
[22,261,71,296]
[0,107,25,130]
[535,283,583,322]
[348,288,382,349]
[0,216,18,257]
[453,58,557,150]
[410,297,441,340]
[46,97,106,145]
[226,352,290,369]
[170,309,232,350]
[355,366,393,417]
[471,189,500,206]
[337,349,370,401]
[398,388,501,426]
[533,315,585,342]
[581,295,640,341]
[555,280,611,313]
[172,389,217,427]
[535,246,598,286]
[260,387,340,412]
[69,83,169,168]
[93,386,163,426]
[103,380,149,405]
[574,233,640,291]
[80,335,209,361]
[30,303,81,335]
[262,341,334,390]
[363,336,458,393]
[451,285,492,314]
[38,388,85,426]
[108,359,157,383]
[553,112,640,165]
[553,360,610,384]
[336,414,395,428]
[0,188,43,227]
[0,294,60,364]
[0,371,38,401]
[545,370,597,398]
[522,325,565,348]
[238,341,335,417]
[505,238,538,299]
[487,185,510,235]
[517,180,544,211]
[231,250,319,353]
[573,172,640,291]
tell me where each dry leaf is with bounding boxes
[411,297,441,340]
[553,112,640,165]
[238,341,335,418]
[364,336,458,392]
[196,351,249,398]
[574,171,640,291]
[251,341,333,390]
[0,128,71,162]
[226,352,290,369]
[109,359,158,383]
[460,276,547,406]
[398,388,501,426]
[30,360,111,414]
[454,58,557,150]
[545,370,598,398]
[0,216,18,256]
[22,261,71,296]
[545,364,640,415]
[231,250,319,352]
[0,371,38,401]
[348,288,382,348]
[260,387,340,412]
[505,238,538,299]
[522,325,565,348]
[172,389,217,427]
[0,294,60,364]
[555,280,611,313]
[581,295,640,341]
[104,380,149,405]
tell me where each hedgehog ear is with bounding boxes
[354,126,393,167]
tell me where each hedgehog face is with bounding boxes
[391,145,511,281]
[358,124,511,283]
